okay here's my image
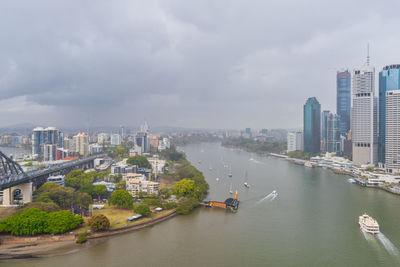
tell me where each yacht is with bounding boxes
[359,214,379,234]
[243,171,250,188]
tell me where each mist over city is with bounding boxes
[1,0,400,129]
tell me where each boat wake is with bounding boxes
[361,229,374,242]
[249,158,263,164]
[257,192,278,204]
[377,232,399,256]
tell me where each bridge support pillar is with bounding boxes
[2,182,33,205]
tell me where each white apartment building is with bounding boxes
[126,177,159,196]
[351,66,377,166]
[73,132,89,157]
[111,134,121,145]
[287,131,303,152]
[97,133,109,145]
[385,90,400,173]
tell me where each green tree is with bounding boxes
[127,155,151,169]
[75,192,92,208]
[134,204,151,217]
[0,208,48,236]
[46,210,83,234]
[115,180,126,190]
[176,198,199,215]
[94,184,108,198]
[88,214,110,231]
[109,190,133,209]
[172,179,196,198]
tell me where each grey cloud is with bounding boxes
[1,0,400,129]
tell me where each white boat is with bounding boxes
[216,177,219,181]
[359,214,379,234]
[243,170,250,188]
[229,183,233,194]
[271,190,277,196]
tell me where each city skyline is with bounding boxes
[1,1,400,129]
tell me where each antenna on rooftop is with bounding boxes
[366,43,370,66]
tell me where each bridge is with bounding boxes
[0,151,107,205]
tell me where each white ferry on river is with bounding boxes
[359,214,379,234]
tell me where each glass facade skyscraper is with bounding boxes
[303,97,321,154]
[321,110,330,152]
[325,113,340,153]
[336,70,351,136]
[378,65,400,164]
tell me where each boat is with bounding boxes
[347,178,356,184]
[229,183,233,194]
[243,170,250,188]
[216,178,219,182]
[272,190,277,195]
[359,214,379,234]
[228,166,232,177]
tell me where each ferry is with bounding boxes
[359,214,379,234]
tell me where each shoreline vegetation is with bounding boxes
[221,137,286,155]
[0,145,209,259]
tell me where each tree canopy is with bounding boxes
[134,204,151,217]
[0,208,83,236]
[109,190,133,209]
[127,155,151,169]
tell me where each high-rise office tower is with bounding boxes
[378,64,400,164]
[303,97,321,154]
[337,70,351,136]
[325,113,340,153]
[351,66,377,165]
[321,110,330,152]
[385,90,400,173]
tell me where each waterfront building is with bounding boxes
[378,65,400,165]
[126,177,159,197]
[287,131,303,152]
[303,97,321,154]
[325,113,340,153]
[385,90,400,173]
[337,70,351,136]
[73,132,89,157]
[321,110,330,152]
[351,66,377,166]
[111,134,121,145]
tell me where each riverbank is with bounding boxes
[0,209,176,259]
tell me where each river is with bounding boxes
[4,143,400,266]
[0,147,30,158]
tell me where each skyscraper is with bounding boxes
[385,90,400,173]
[351,66,377,165]
[336,70,351,136]
[378,64,400,164]
[321,110,330,152]
[325,113,340,153]
[303,97,321,154]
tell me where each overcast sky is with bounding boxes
[1,0,400,130]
